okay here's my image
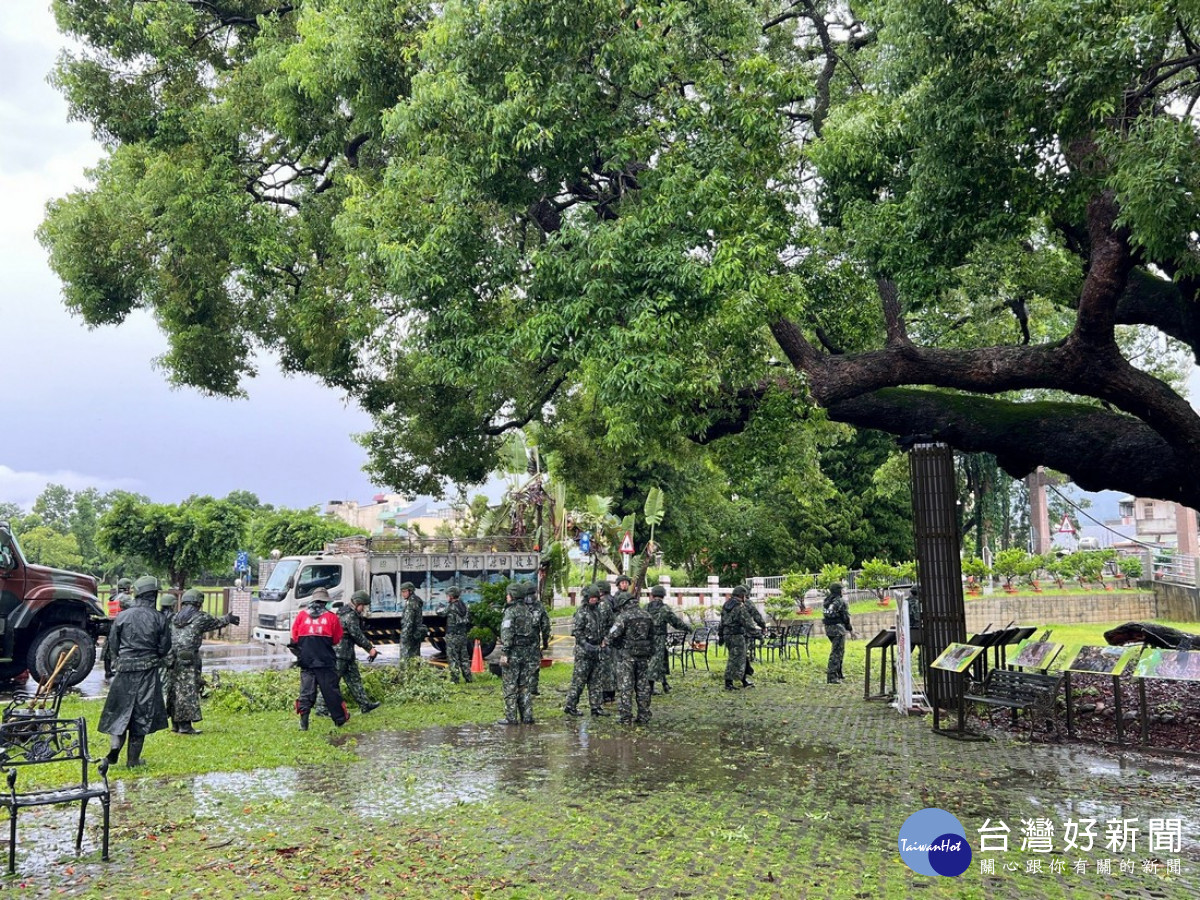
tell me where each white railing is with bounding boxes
[1148,551,1198,587]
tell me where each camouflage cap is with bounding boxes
[445,586,462,598]
[351,590,371,605]
[732,585,748,598]
[180,589,204,606]
[133,575,158,596]
[650,585,666,598]
[116,577,133,591]
[399,581,416,592]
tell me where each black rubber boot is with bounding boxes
[106,734,125,764]
[725,680,737,690]
[299,712,310,731]
[742,679,755,689]
[361,701,381,713]
[564,706,583,717]
[591,707,610,717]
[177,722,200,735]
[126,735,146,768]
[662,681,671,694]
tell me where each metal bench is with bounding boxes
[964,669,1063,739]
[0,716,111,873]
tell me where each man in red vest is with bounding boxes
[290,587,349,729]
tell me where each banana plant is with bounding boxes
[643,487,665,553]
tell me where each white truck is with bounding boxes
[251,536,540,654]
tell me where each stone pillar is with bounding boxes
[707,575,720,609]
[227,588,253,642]
[1175,504,1198,557]
[1027,467,1051,555]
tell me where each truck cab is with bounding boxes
[0,522,108,687]
[253,552,352,645]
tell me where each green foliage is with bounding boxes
[468,579,509,643]
[855,558,908,601]
[17,525,85,571]
[816,563,848,591]
[1117,555,1143,579]
[98,495,249,589]
[993,549,1034,586]
[209,662,451,714]
[961,557,991,580]
[247,507,367,558]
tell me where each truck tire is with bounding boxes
[27,626,97,688]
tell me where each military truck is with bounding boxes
[0,521,109,687]
[252,536,540,655]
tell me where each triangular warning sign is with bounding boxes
[1056,514,1076,534]
[620,532,634,554]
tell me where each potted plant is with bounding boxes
[1041,553,1068,589]
[775,571,814,620]
[961,557,990,595]
[993,549,1030,594]
[1116,554,1142,587]
[816,563,849,597]
[857,558,898,607]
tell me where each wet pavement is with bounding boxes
[5,643,1200,898]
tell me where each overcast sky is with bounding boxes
[0,2,387,511]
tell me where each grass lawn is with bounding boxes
[6,621,1198,898]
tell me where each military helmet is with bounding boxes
[133,575,158,596]
[650,585,666,598]
[180,589,204,607]
[581,585,598,599]
[446,586,462,598]
[159,592,177,609]
[828,582,843,595]
[597,581,612,595]
[116,577,133,591]
[351,590,371,605]
[399,581,416,592]
[732,585,748,598]
[507,582,528,599]
[616,573,631,585]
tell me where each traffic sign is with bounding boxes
[1055,515,1076,535]
[620,532,634,555]
[235,550,250,572]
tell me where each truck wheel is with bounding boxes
[27,626,96,688]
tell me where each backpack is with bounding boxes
[625,609,654,658]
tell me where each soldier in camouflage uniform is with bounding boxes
[646,584,687,694]
[742,591,767,687]
[159,590,178,626]
[822,582,853,684]
[318,591,381,715]
[167,588,240,734]
[528,582,551,696]
[103,578,134,679]
[597,579,618,703]
[441,586,473,684]
[563,585,610,717]
[719,586,760,690]
[603,589,655,725]
[398,582,428,660]
[498,582,541,724]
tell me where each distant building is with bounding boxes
[324,494,466,537]
[1102,496,1199,554]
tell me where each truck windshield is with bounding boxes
[297,564,342,599]
[263,560,300,593]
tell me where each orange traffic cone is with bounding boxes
[471,640,485,675]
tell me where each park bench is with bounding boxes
[0,716,111,874]
[964,669,1063,740]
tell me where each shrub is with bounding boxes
[816,563,848,591]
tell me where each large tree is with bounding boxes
[38,1,1200,505]
[98,496,249,589]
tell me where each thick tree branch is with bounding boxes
[829,389,1200,508]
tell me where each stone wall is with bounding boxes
[1147,580,1200,624]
